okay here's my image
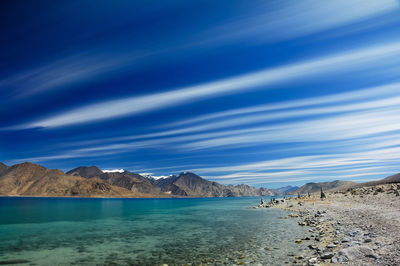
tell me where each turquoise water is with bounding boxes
[0,197,308,265]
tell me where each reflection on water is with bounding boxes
[0,197,308,265]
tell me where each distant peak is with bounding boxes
[66,165,103,178]
[179,171,196,176]
[139,173,169,180]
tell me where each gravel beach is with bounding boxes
[266,183,400,265]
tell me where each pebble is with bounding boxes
[308,257,318,264]
[341,237,350,243]
[321,253,335,260]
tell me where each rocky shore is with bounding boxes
[256,183,400,265]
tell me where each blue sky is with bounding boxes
[1,0,400,188]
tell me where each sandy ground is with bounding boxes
[268,183,400,265]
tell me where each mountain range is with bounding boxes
[290,180,357,195]
[1,162,398,198]
[0,162,275,197]
[271,185,299,195]
[0,162,135,197]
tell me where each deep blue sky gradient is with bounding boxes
[1,0,400,188]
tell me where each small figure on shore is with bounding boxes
[320,187,326,200]
[308,192,311,198]
[260,197,265,205]
[297,192,301,199]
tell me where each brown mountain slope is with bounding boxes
[0,162,8,176]
[225,184,275,197]
[0,162,144,197]
[292,180,357,194]
[155,172,276,197]
[67,166,103,178]
[353,173,400,188]
[67,166,162,195]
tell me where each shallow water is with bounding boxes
[0,197,307,265]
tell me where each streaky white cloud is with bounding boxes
[156,94,400,139]
[58,82,400,147]
[179,107,400,150]
[192,146,400,174]
[207,0,399,43]
[212,171,393,185]
[0,53,127,98]
[198,147,400,185]
[20,40,400,128]
[165,82,400,128]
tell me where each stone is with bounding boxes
[326,243,336,248]
[308,257,318,264]
[347,241,359,247]
[341,237,350,243]
[339,245,374,261]
[321,253,334,260]
[333,240,339,245]
[365,253,379,259]
[295,239,302,244]
[364,238,372,243]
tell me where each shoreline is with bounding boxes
[0,194,275,199]
[263,183,400,265]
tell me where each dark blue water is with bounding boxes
[0,197,308,265]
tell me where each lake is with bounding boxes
[0,197,308,265]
